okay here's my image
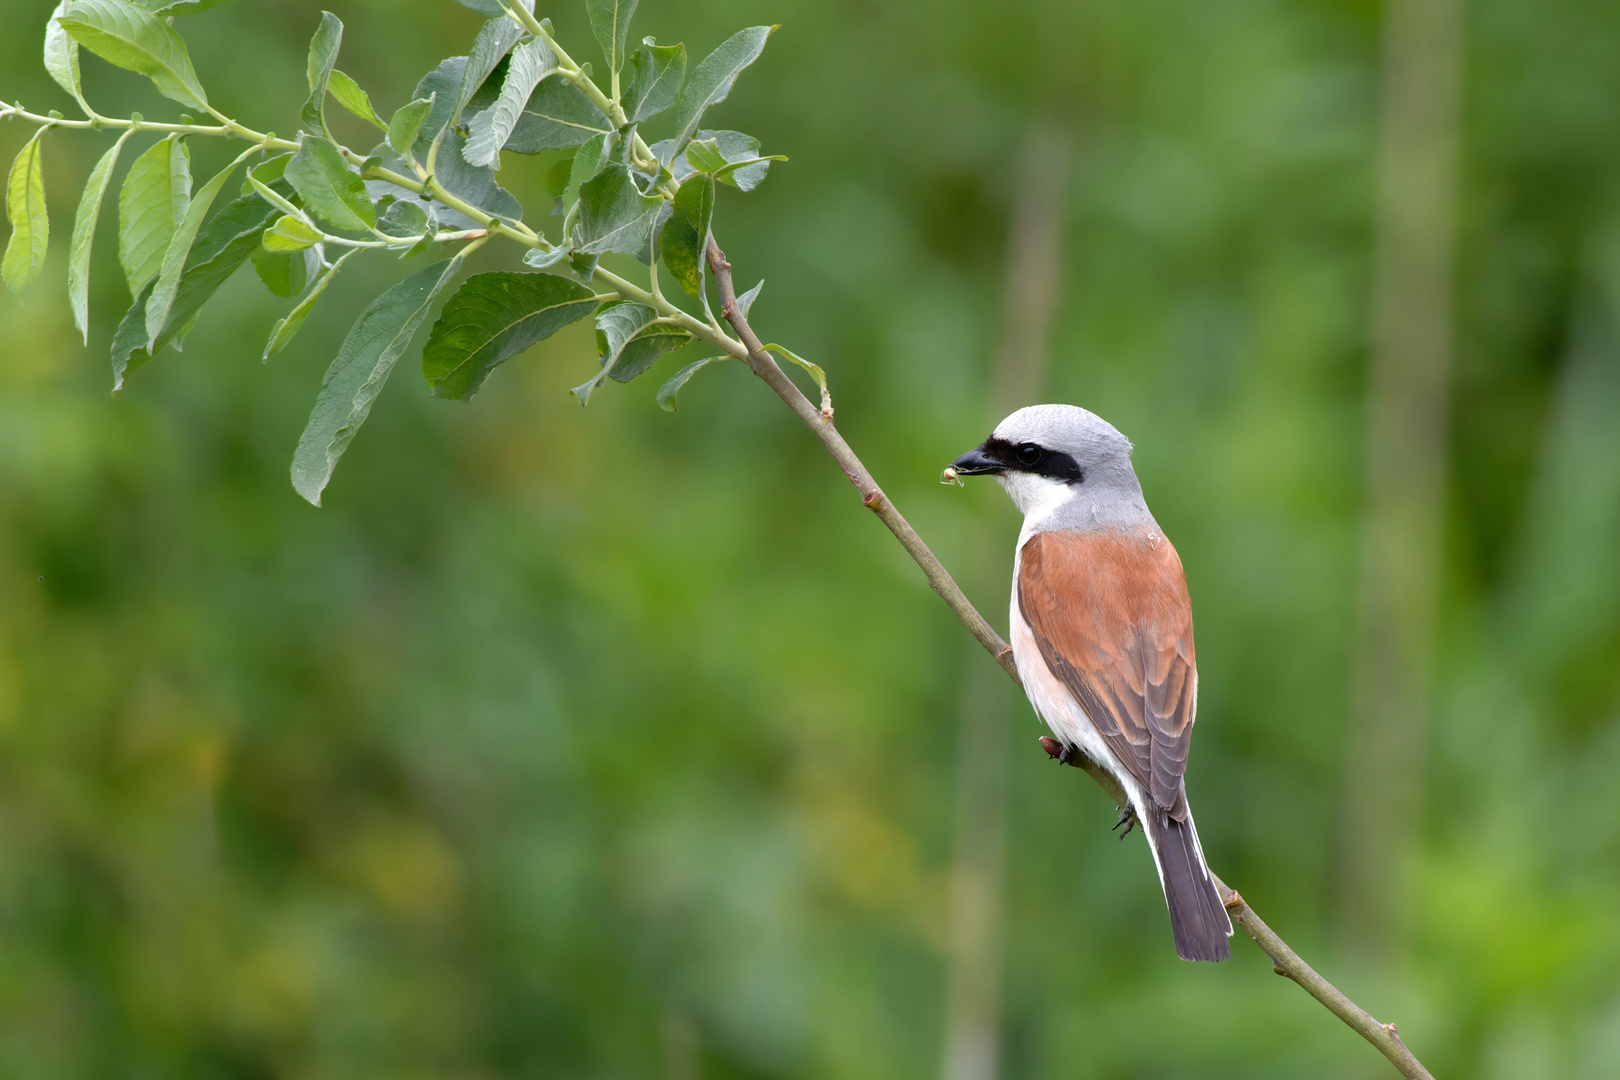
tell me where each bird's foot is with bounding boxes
[1112,805,1138,840]
[1038,736,1078,765]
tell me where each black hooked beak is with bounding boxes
[949,444,1004,476]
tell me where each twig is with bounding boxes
[705,239,1015,680]
[705,237,1435,1080]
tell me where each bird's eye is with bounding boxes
[1016,443,1043,466]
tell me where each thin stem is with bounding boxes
[706,236,1434,1080]
[1,103,298,150]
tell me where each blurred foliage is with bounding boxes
[2,0,1620,1077]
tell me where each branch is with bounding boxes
[704,237,1435,1080]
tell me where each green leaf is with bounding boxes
[377,198,431,240]
[574,299,654,404]
[264,247,356,360]
[45,2,91,112]
[433,129,524,225]
[503,77,612,154]
[684,138,727,176]
[665,26,772,163]
[423,271,598,400]
[329,69,388,131]
[623,40,684,122]
[576,165,661,256]
[764,343,831,414]
[291,255,466,506]
[464,38,559,168]
[657,356,727,411]
[451,0,530,16]
[300,11,342,140]
[611,322,691,383]
[735,278,761,317]
[523,245,571,269]
[658,129,780,192]
[387,96,434,158]
[67,132,130,341]
[58,0,209,109]
[262,214,322,252]
[119,135,188,296]
[408,57,466,154]
[459,18,525,122]
[562,131,614,213]
[569,251,599,283]
[586,0,637,75]
[2,131,49,296]
[285,136,375,232]
[660,173,712,299]
[251,245,315,298]
[110,185,280,387]
[145,153,248,348]
[133,0,238,13]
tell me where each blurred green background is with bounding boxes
[3,0,1620,1076]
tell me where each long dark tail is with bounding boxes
[1142,805,1232,962]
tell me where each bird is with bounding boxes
[949,404,1232,962]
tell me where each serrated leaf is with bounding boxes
[423,271,598,400]
[504,76,612,154]
[300,11,341,139]
[329,69,388,131]
[586,0,637,75]
[464,38,558,168]
[264,246,355,360]
[45,3,91,112]
[111,186,280,386]
[660,173,711,299]
[2,131,49,296]
[657,355,727,411]
[664,26,771,163]
[576,164,661,256]
[387,95,434,158]
[119,135,189,296]
[624,40,684,122]
[291,255,466,506]
[285,136,375,232]
[58,0,209,109]
[67,132,130,340]
[145,153,248,348]
[459,17,524,122]
[262,214,322,252]
[251,245,315,297]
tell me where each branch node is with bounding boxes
[1222,890,1245,911]
[861,490,886,511]
[1273,965,1287,976]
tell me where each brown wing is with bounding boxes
[1018,529,1198,818]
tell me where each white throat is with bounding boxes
[997,472,1073,528]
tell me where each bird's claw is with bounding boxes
[1112,805,1138,840]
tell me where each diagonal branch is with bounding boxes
[705,237,1436,1080]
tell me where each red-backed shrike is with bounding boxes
[951,404,1232,962]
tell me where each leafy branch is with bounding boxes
[3,2,1434,1075]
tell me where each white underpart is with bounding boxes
[1007,522,1168,895]
[997,471,1071,530]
